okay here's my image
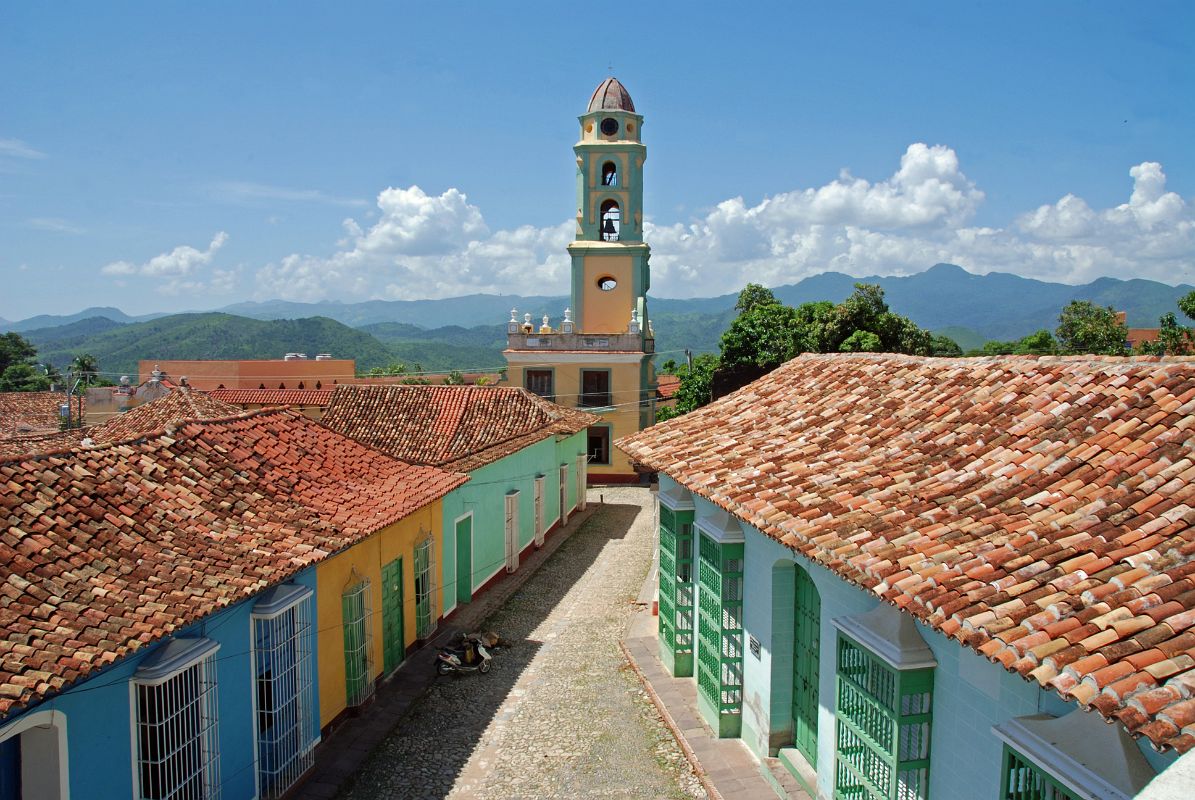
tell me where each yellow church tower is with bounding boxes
[504,76,656,483]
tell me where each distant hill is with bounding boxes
[31,313,400,377]
[220,294,568,329]
[7,306,161,332]
[9,265,1193,365]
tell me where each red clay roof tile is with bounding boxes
[618,353,1195,752]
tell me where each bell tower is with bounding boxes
[569,77,650,335]
[502,77,656,483]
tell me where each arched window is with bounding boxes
[601,161,618,187]
[600,200,620,242]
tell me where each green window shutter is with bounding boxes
[696,531,744,737]
[1000,747,1078,800]
[658,507,697,677]
[834,634,934,800]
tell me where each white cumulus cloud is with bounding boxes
[252,146,1195,303]
[102,232,229,278]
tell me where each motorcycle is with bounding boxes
[435,630,501,676]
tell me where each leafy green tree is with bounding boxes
[1055,301,1128,355]
[0,332,38,375]
[0,363,51,391]
[981,340,1016,355]
[1014,329,1058,355]
[839,330,882,352]
[734,283,780,314]
[1139,291,1195,355]
[657,353,719,421]
[719,302,804,371]
[930,334,963,357]
[444,369,465,385]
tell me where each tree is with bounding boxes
[444,369,465,385]
[657,353,719,421]
[839,330,882,352]
[0,332,38,375]
[0,363,51,392]
[719,302,804,371]
[1139,291,1195,355]
[1015,329,1058,355]
[734,283,779,314]
[1055,301,1128,355]
[69,353,100,386]
[930,335,963,357]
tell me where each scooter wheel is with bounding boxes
[436,660,453,676]
[479,659,491,674]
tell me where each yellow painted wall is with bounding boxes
[315,500,442,727]
[581,255,634,333]
[505,360,647,478]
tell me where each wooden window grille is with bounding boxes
[341,576,374,707]
[696,531,745,736]
[251,586,314,799]
[524,369,554,400]
[132,639,221,800]
[793,566,821,767]
[833,635,933,800]
[415,536,435,640]
[1000,747,1078,800]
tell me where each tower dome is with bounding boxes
[587,77,635,113]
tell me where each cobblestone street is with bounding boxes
[340,487,707,800]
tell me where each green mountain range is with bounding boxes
[8,265,1192,378]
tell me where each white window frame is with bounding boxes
[533,474,546,547]
[576,453,587,511]
[251,584,315,800]
[0,709,70,800]
[505,490,520,573]
[342,576,375,708]
[129,637,221,800]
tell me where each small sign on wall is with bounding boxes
[749,635,761,660]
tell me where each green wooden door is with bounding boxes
[793,565,821,766]
[456,516,472,606]
[381,557,404,674]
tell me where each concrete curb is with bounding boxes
[618,638,722,800]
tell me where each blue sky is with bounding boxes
[2,2,1192,320]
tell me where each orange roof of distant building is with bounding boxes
[1128,328,1161,349]
[322,384,599,472]
[0,407,467,720]
[618,353,1195,753]
[87,388,242,444]
[656,375,681,400]
[0,391,75,434]
[209,388,335,406]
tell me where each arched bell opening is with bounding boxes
[601,161,618,187]
[600,199,620,242]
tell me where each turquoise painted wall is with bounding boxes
[441,431,588,615]
[0,567,320,800]
[727,511,1175,799]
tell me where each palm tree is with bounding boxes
[69,353,99,386]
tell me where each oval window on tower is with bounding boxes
[598,276,618,291]
[600,117,619,136]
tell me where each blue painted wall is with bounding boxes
[727,515,1174,799]
[1,567,319,800]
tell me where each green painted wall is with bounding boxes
[440,430,588,615]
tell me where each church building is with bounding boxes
[503,77,657,483]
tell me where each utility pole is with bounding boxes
[685,349,692,370]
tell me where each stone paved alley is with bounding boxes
[339,487,707,800]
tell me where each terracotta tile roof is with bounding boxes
[0,392,75,435]
[86,388,242,445]
[618,353,1195,752]
[322,385,599,472]
[0,428,89,459]
[0,407,467,719]
[657,375,681,400]
[208,388,335,406]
